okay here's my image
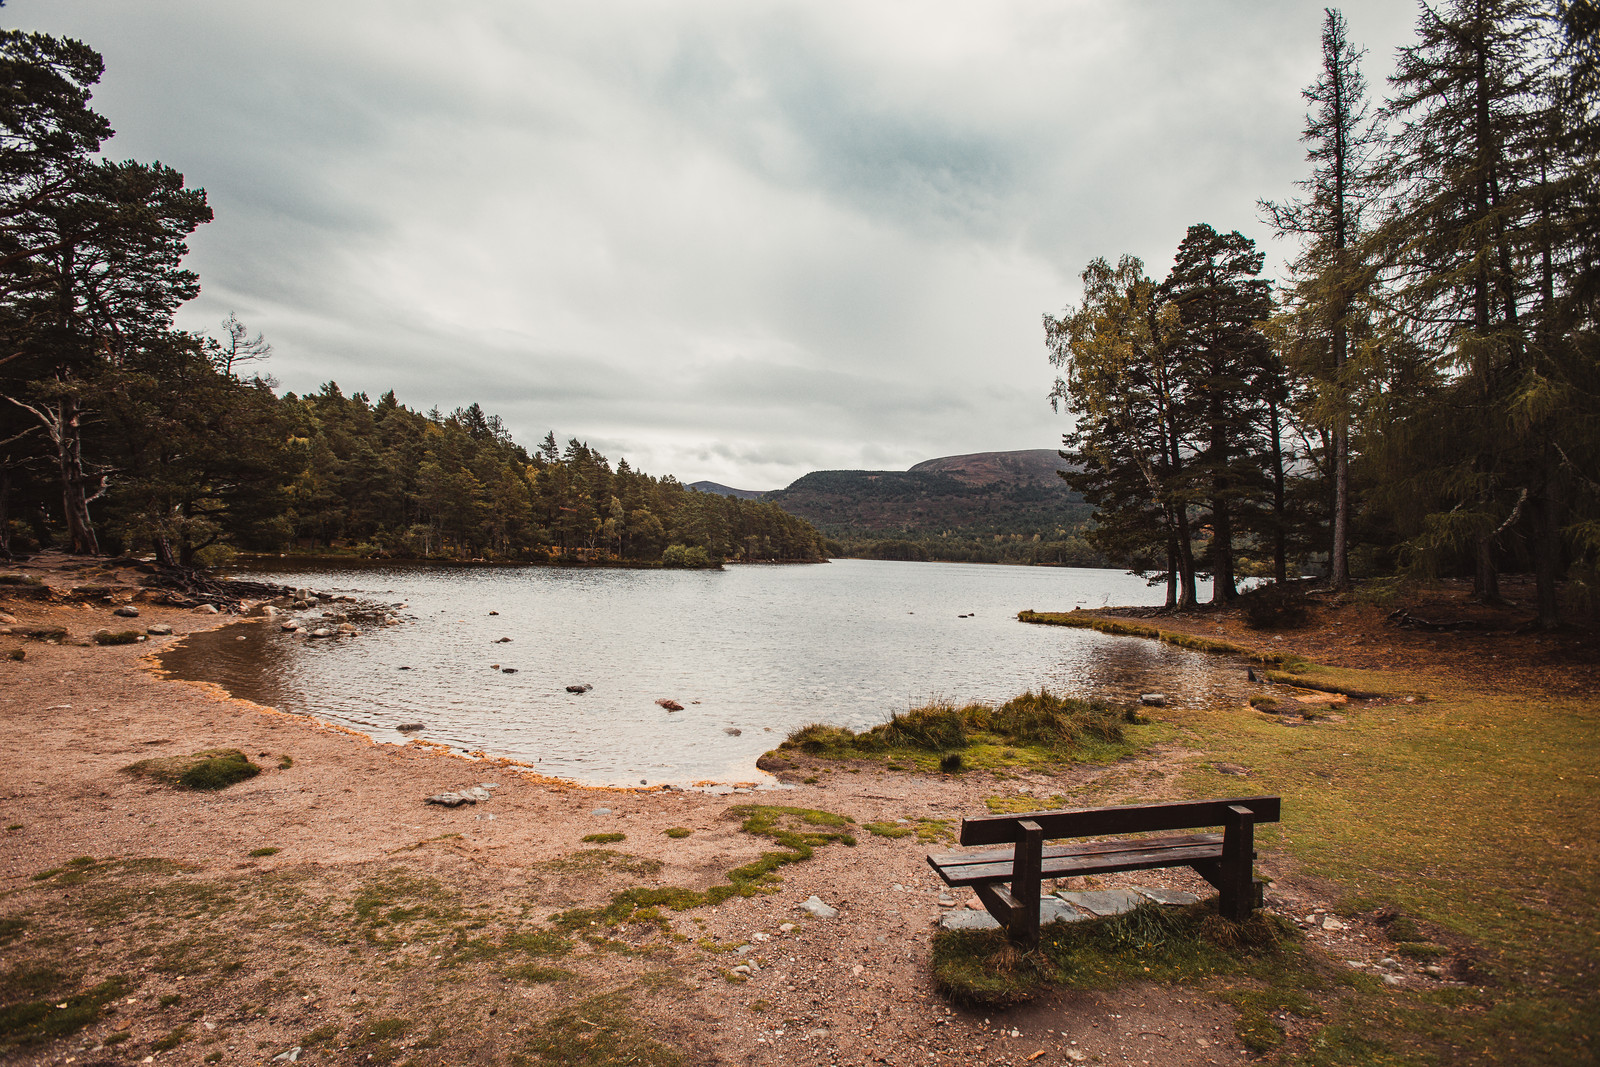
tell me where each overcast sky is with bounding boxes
[11,1,1423,489]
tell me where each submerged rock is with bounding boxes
[723,727,742,736]
[566,683,592,693]
[397,723,425,732]
[656,698,684,711]
[1139,693,1167,706]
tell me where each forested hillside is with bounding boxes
[0,28,825,568]
[764,449,1099,565]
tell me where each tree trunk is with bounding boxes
[1171,534,1184,607]
[1175,506,1198,610]
[56,394,99,556]
[1268,397,1288,585]
[0,465,11,560]
[1474,535,1500,603]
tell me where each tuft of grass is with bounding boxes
[0,974,128,1045]
[93,630,143,646]
[151,1025,189,1052]
[5,649,21,661]
[512,992,682,1066]
[663,827,692,839]
[506,963,574,983]
[581,832,626,844]
[277,754,293,769]
[248,847,280,858]
[123,749,261,791]
[861,821,913,839]
[772,690,1139,772]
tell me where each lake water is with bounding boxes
[160,559,1247,786]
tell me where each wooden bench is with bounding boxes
[927,796,1280,946]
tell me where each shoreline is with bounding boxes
[2,554,1595,1065]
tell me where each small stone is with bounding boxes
[566,684,592,693]
[592,807,613,816]
[1378,957,1399,969]
[113,605,140,618]
[1423,965,1444,976]
[1135,887,1200,906]
[937,895,956,908]
[280,621,298,631]
[778,922,795,933]
[1214,763,1250,776]
[1382,974,1402,986]
[1139,693,1166,706]
[308,628,334,638]
[1057,889,1142,917]
[939,910,1000,931]
[495,637,512,643]
[145,624,173,636]
[1322,916,1347,931]
[0,613,15,625]
[798,895,838,919]
[425,793,474,807]
[724,727,742,736]
[501,667,517,673]
[656,698,684,711]
[732,964,751,975]
[196,603,219,614]
[272,1047,303,1062]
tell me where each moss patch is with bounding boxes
[123,749,261,791]
[581,832,626,844]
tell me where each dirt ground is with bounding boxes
[0,555,1576,1067]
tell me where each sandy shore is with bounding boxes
[3,556,1574,1066]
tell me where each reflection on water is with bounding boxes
[160,559,1252,785]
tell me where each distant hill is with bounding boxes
[689,480,768,500]
[762,449,1100,566]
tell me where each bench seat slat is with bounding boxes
[931,841,1225,887]
[927,833,1221,872]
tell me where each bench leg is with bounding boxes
[1220,805,1257,923]
[1009,819,1043,947]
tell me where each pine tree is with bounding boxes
[1261,7,1380,590]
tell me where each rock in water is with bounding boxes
[113,605,140,618]
[308,628,334,639]
[566,684,592,693]
[656,698,684,711]
[724,727,742,736]
[798,895,838,919]
[397,723,425,732]
[501,667,517,673]
[1139,693,1167,706]
[280,621,299,632]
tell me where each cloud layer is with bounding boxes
[10,1,1421,489]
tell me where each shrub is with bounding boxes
[989,690,1125,750]
[939,752,965,773]
[1241,584,1310,630]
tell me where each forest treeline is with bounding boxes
[1049,2,1599,628]
[0,25,825,567]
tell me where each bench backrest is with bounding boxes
[958,796,1281,846]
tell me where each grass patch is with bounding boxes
[0,919,23,946]
[663,827,692,839]
[506,963,575,983]
[248,847,280,858]
[581,832,626,844]
[771,690,1146,772]
[552,806,855,931]
[510,992,682,1066]
[122,749,261,791]
[1161,659,1600,1064]
[0,972,127,1046]
[862,821,913,838]
[1017,610,1284,660]
[92,630,143,645]
[535,849,663,880]
[151,1025,188,1051]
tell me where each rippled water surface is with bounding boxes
[160,559,1247,785]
